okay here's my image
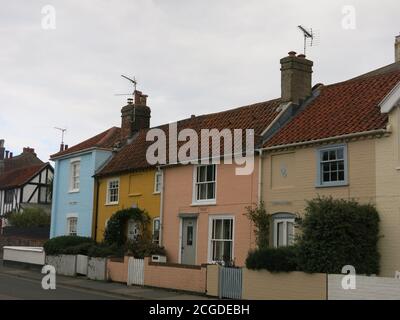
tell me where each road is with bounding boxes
[0,272,125,300]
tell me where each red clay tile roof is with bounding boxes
[97,99,282,176]
[50,127,121,159]
[0,152,44,175]
[0,163,50,190]
[264,69,400,148]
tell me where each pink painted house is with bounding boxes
[160,51,315,266]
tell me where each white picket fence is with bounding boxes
[127,257,144,286]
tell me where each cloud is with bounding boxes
[0,0,398,161]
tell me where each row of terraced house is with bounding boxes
[48,36,400,277]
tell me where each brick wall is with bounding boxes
[0,235,46,251]
[143,257,207,293]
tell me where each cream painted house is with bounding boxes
[258,37,400,276]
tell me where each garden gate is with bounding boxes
[127,257,144,286]
[219,266,242,299]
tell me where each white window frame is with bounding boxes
[154,171,163,194]
[152,217,161,244]
[192,164,217,205]
[69,158,81,193]
[273,218,295,248]
[66,215,78,236]
[316,144,348,187]
[207,215,234,264]
[106,178,120,205]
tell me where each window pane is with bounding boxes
[223,241,232,261]
[187,226,193,246]
[207,182,215,199]
[223,219,232,240]
[323,172,330,182]
[337,148,344,159]
[329,150,336,160]
[206,165,215,181]
[287,222,294,245]
[322,151,329,161]
[213,219,223,239]
[331,171,338,181]
[277,222,284,247]
[213,241,223,261]
[338,170,345,181]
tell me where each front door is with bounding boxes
[181,218,197,265]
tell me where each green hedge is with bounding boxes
[246,246,298,272]
[296,197,380,274]
[7,208,50,228]
[87,243,124,258]
[126,237,166,259]
[43,236,95,255]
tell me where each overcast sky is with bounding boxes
[1,0,399,161]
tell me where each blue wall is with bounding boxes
[50,149,112,238]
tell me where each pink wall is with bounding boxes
[162,160,259,266]
[106,256,129,283]
[144,258,206,293]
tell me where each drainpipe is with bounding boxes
[257,149,264,204]
[158,166,164,246]
[93,179,100,241]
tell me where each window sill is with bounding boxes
[105,202,119,206]
[69,189,80,194]
[191,201,216,207]
[128,193,142,197]
[153,191,161,195]
[315,182,348,188]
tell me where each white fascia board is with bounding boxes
[380,81,400,113]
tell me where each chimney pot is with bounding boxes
[9,152,13,158]
[0,139,4,160]
[297,54,306,58]
[5,151,9,158]
[59,143,64,152]
[288,51,297,57]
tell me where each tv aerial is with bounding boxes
[298,25,319,55]
[114,75,138,97]
[54,127,67,145]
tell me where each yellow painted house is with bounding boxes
[93,90,163,243]
[94,168,161,243]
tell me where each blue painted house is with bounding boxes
[50,127,121,238]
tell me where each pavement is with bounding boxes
[0,258,213,300]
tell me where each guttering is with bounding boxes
[260,128,389,152]
[50,147,113,161]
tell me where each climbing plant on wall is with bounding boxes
[103,207,150,246]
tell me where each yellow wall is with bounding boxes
[263,138,377,215]
[95,169,160,242]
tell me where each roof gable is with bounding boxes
[0,163,52,190]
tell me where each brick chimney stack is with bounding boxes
[121,90,151,140]
[280,51,313,105]
[0,139,4,160]
[395,35,400,63]
[23,147,36,156]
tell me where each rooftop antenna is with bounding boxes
[298,25,316,55]
[54,127,67,145]
[114,75,138,97]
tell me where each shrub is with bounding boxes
[43,236,95,255]
[7,208,50,228]
[87,243,124,258]
[62,242,94,255]
[246,246,298,272]
[104,207,150,245]
[244,201,271,249]
[296,196,380,274]
[125,237,166,259]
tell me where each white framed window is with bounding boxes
[152,217,160,244]
[154,171,163,194]
[317,144,348,187]
[193,164,216,204]
[273,218,295,247]
[67,217,78,236]
[208,216,234,264]
[106,178,119,205]
[69,159,80,192]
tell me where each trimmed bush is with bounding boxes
[43,236,95,255]
[246,246,298,272]
[87,243,124,258]
[7,208,50,228]
[125,237,166,259]
[296,197,380,274]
